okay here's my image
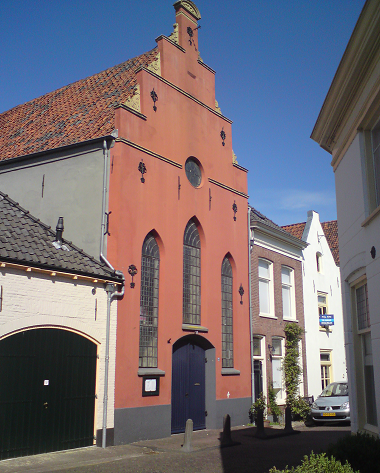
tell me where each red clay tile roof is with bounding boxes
[283,220,340,266]
[321,220,339,266]
[0,48,158,161]
[281,222,306,240]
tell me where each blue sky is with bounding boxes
[0,1,365,225]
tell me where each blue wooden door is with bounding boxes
[171,341,205,433]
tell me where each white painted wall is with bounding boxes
[301,211,346,400]
[0,266,117,433]
[335,132,380,435]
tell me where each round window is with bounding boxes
[185,158,202,188]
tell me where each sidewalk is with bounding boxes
[0,422,351,473]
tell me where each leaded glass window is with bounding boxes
[183,220,201,325]
[139,234,159,368]
[221,257,233,368]
[356,283,370,330]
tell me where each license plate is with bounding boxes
[322,412,336,417]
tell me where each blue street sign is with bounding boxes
[320,314,334,326]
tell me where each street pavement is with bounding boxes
[0,422,351,473]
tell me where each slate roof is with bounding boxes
[0,191,121,280]
[250,206,305,245]
[283,220,340,266]
[0,48,158,161]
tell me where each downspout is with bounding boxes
[100,139,115,271]
[103,280,125,449]
[248,207,255,404]
[100,137,125,448]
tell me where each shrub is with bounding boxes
[249,392,266,423]
[269,452,357,472]
[268,382,281,419]
[326,431,380,473]
[291,396,311,421]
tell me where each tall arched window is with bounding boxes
[221,257,233,368]
[139,233,160,368]
[183,220,201,325]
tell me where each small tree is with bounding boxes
[283,323,304,430]
[283,322,303,410]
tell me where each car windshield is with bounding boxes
[320,382,348,397]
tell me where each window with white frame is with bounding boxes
[355,281,377,426]
[320,351,332,390]
[253,336,265,401]
[271,337,285,404]
[371,121,380,208]
[316,252,322,273]
[281,266,296,320]
[318,292,329,329]
[258,259,274,317]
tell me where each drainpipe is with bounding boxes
[100,139,115,271]
[103,280,125,449]
[100,137,125,448]
[248,207,255,404]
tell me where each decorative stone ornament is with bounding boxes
[173,0,201,20]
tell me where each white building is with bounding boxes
[283,211,346,400]
[0,191,123,459]
[311,0,380,436]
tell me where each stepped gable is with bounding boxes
[0,190,121,280]
[0,48,158,161]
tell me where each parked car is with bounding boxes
[311,381,350,423]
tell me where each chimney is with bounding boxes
[55,217,64,244]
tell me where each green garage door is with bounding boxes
[0,328,97,460]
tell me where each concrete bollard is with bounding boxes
[181,419,193,452]
[284,406,293,432]
[221,414,233,447]
[255,408,266,438]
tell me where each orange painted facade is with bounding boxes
[108,2,251,428]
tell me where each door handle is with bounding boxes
[194,383,200,386]
[43,402,48,409]
[185,393,189,397]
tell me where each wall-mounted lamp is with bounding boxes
[238,284,244,304]
[371,246,376,259]
[128,264,138,288]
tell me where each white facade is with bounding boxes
[311,0,380,436]
[300,211,346,400]
[0,264,118,435]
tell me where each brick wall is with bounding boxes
[251,244,308,400]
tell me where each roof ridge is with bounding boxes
[0,47,158,117]
[0,190,116,277]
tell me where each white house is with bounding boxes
[0,191,123,459]
[311,0,380,436]
[283,211,346,400]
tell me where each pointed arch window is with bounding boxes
[221,257,233,368]
[139,233,159,368]
[183,220,201,325]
